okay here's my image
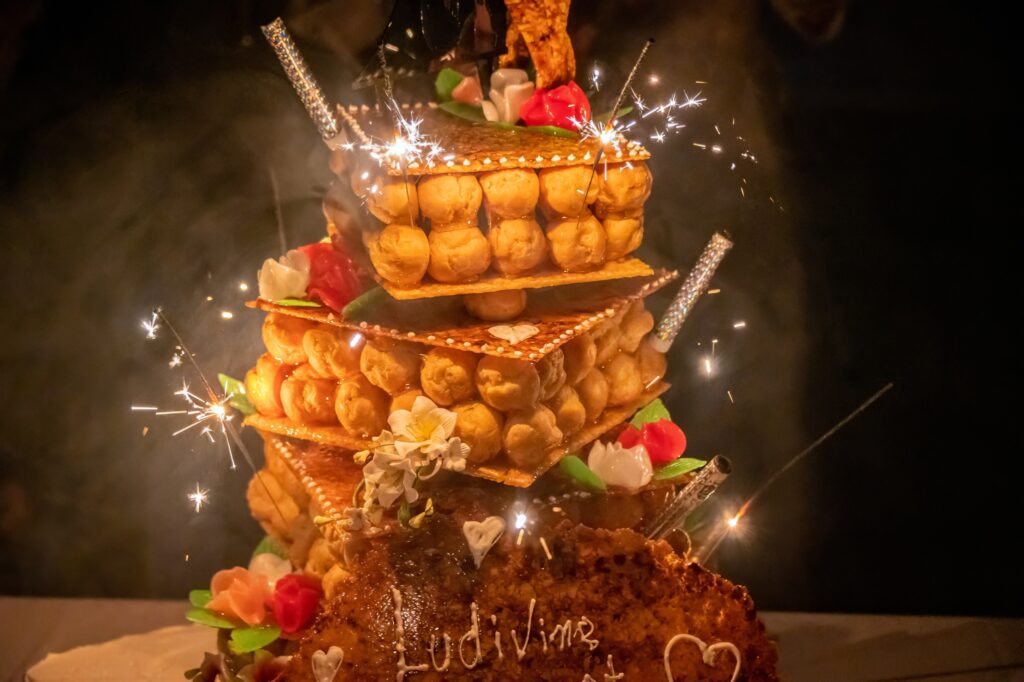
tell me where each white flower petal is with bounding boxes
[258,249,310,301]
[491,68,529,91]
[388,408,415,440]
[587,441,653,492]
[503,82,535,123]
[247,552,292,590]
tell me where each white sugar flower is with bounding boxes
[485,68,535,124]
[388,396,459,458]
[247,552,292,590]
[587,440,653,492]
[257,249,310,302]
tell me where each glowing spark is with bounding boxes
[516,529,525,546]
[727,390,735,404]
[708,288,721,295]
[141,312,160,340]
[649,74,660,85]
[514,512,528,529]
[539,537,554,561]
[727,515,739,529]
[205,296,213,302]
[220,311,234,320]
[131,405,158,411]
[591,65,602,91]
[703,357,714,377]
[187,483,209,513]
[238,282,249,292]
[733,321,746,329]
[168,352,183,368]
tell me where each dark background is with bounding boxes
[0,0,1019,617]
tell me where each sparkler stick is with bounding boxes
[150,309,289,526]
[696,382,895,563]
[575,39,654,225]
[649,231,733,352]
[261,18,346,149]
[645,455,732,540]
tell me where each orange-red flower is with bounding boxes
[519,81,591,131]
[207,567,271,626]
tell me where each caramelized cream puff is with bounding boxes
[417,174,483,224]
[594,161,653,218]
[427,226,492,283]
[602,352,643,407]
[280,374,338,425]
[453,401,505,464]
[335,375,390,437]
[562,332,596,386]
[359,337,422,395]
[475,356,541,412]
[479,168,540,220]
[368,224,430,287]
[245,352,294,418]
[537,166,599,219]
[463,289,527,321]
[577,368,609,422]
[545,384,586,437]
[487,218,548,275]
[420,348,479,406]
[503,406,563,467]
[545,213,607,272]
[262,313,317,365]
[302,326,364,379]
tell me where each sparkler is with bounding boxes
[260,18,346,149]
[645,455,732,540]
[187,483,209,513]
[135,308,288,525]
[650,231,734,352]
[696,382,896,563]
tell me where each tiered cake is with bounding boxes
[184,3,779,680]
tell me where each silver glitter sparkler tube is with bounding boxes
[646,455,732,539]
[261,18,345,149]
[649,231,734,352]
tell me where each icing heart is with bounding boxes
[487,324,539,345]
[663,634,741,682]
[462,516,506,568]
[311,645,344,682]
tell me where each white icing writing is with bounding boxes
[458,602,483,669]
[428,633,452,672]
[510,598,536,661]
[391,588,429,681]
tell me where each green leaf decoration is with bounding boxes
[438,100,486,122]
[558,455,607,492]
[273,298,321,308]
[435,67,464,102]
[217,373,255,416]
[228,625,282,655]
[341,285,386,320]
[593,105,635,123]
[252,535,288,560]
[186,606,236,629]
[654,458,708,481]
[189,589,213,608]
[527,124,579,139]
[630,398,672,428]
[397,501,412,527]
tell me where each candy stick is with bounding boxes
[649,231,733,352]
[645,455,732,540]
[261,18,346,149]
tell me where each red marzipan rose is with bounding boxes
[297,242,361,312]
[271,574,323,635]
[519,81,592,131]
[617,419,687,465]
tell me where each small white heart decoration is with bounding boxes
[462,516,506,567]
[663,633,741,682]
[311,645,345,682]
[487,324,539,345]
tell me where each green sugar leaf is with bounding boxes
[188,589,212,608]
[252,535,288,560]
[273,298,321,308]
[526,124,579,139]
[654,458,708,481]
[629,398,672,428]
[217,373,255,415]
[558,455,607,492]
[435,68,464,102]
[186,606,236,629]
[341,285,386,320]
[229,625,282,654]
[438,100,486,122]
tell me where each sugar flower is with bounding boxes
[587,440,653,492]
[257,249,310,302]
[207,567,271,626]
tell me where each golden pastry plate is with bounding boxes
[249,268,677,360]
[379,258,654,300]
[338,104,651,177]
[470,381,670,487]
[244,415,373,452]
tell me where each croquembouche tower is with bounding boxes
[184,2,779,680]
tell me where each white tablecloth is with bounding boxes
[2,597,1022,681]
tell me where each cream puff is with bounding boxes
[245,352,294,418]
[390,387,424,413]
[591,318,623,366]
[561,333,596,386]
[594,161,652,218]
[453,401,505,464]
[577,368,609,422]
[475,356,541,412]
[545,213,607,272]
[335,374,390,437]
[359,337,422,395]
[365,176,419,225]
[479,168,540,219]
[536,348,566,400]
[262,313,317,365]
[602,212,644,260]
[417,174,483,225]
[487,218,548,275]
[427,226,492,282]
[602,352,643,407]
[420,348,479,406]
[302,326,364,379]
[463,289,527,321]
[280,375,338,426]
[503,406,563,468]
[545,384,586,437]
[618,300,655,354]
[368,224,430,287]
[537,165,599,219]
[637,341,668,388]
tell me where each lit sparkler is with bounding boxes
[187,483,210,513]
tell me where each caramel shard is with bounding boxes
[502,0,576,88]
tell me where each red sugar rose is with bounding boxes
[271,574,323,635]
[618,419,687,465]
[519,81,592,131]
[297,242,360,312]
